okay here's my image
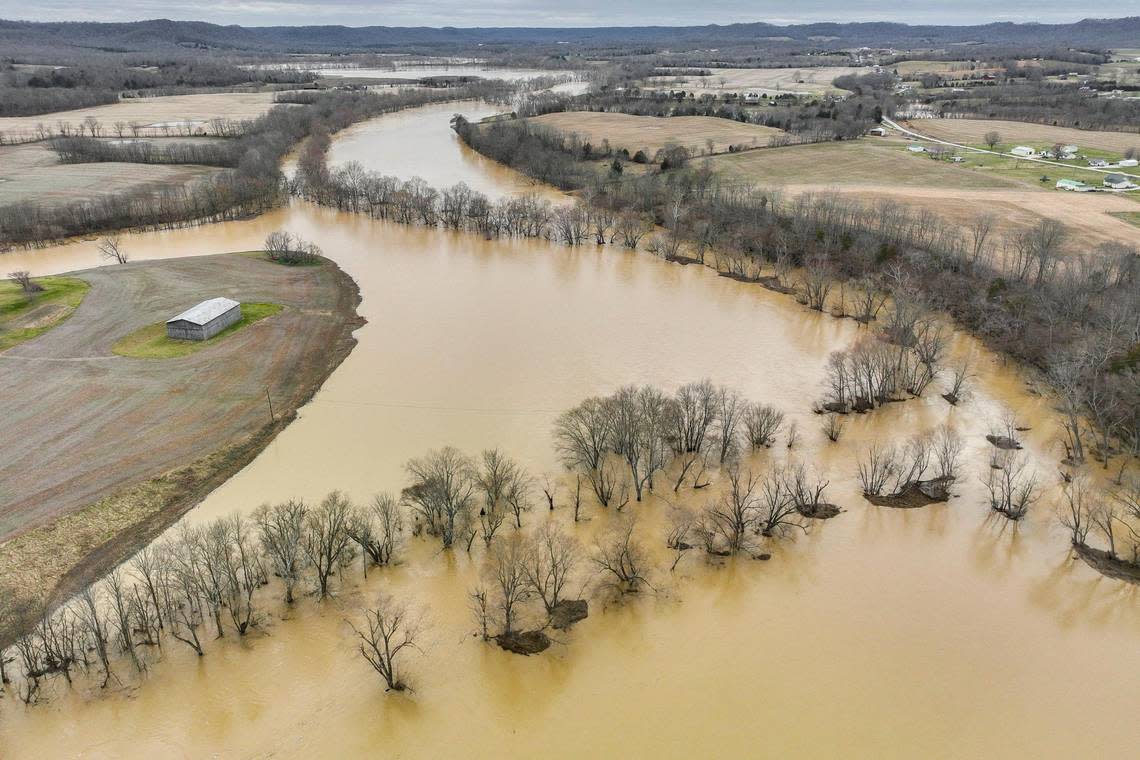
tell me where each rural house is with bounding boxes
[867,126,887,136]
[1056,178,1093,192]
[1088,158,1109,168]
[1010,146,1035,157]
[1103,173,1132,189]
[165,297,242,341]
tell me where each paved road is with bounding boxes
[881,117,1140,185]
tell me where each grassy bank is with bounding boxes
[113,302,283,358]
[0,276,90,352]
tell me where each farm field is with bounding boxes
[648,65,862,95]
[711,139,1140,250]
[529,112,785,155]
[709,139,1018,188]
[0,91,289,140]
[908,118,1140,155]
[0,143,222,207]
[0,253,361,599]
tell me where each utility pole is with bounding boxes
[265,386,275,422]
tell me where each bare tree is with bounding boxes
[821,413,845,442]
[97,235,128,264]
[7,270,42,293]
[984,131,1001,149]
[743,403,784,449]
[985,453,1039,520]
[715,386,745,463]
[592,520,650,593]
[302,492,354,598]
[757,468,805,537]
[347,494,402,574]
[255,499,308,604]
[76,587,114,688]
[858,443,898,496]
[485,535,531,634]
[403,447,477,549]
[521,524,581,614]
[698,466,762,554]
[350,595,423,692]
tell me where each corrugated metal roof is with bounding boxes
[166,297,240,326]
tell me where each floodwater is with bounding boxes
[318,65,570,82]
[1,101,1139,759]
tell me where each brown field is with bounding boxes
[0,143,222,207]
[893,60,1003,78]
[711,140,1140,251]
[0,253,361,604]
[648,66,862,95]
[911,118,1140,154]
[0,91,288,140]
[529,112,785,156]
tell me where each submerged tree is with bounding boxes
[350,595,423,692]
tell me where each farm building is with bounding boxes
[1119,159,1139,167]
[743,91,762,104]
[165,297,241,341]
[1103,173,1132,189]
[1088,158,1109,168]
[1010,146,1035,157]
[907,144,926,153]
[1056,179,1093,192]
[867,127,887,136]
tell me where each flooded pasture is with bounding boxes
[1,101,1138,759]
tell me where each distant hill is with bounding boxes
[2,17,1139,54]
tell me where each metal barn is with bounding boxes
[165,297,242,341]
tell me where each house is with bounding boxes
[950,156,965,163]
[907,144,926,153]
[1088,158,1109,167]
[1010,146,1035,158]
[867,127,887,136]
[1056,179,1093,192]
[1118,159,1139,167]
[743,91,762,104]
[165,297,242,341]
[1104,173,1131,189]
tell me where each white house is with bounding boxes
[1056,179,1093,192]
[1010,146,1035,158]
[1118,159,1138,167]
[907,144,926,153]
[1103,173,1132,189]
[867,127,887,136]
[1088,158,1109,168]
[743,91,762,104]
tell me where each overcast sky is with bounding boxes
[0,1,1129,28]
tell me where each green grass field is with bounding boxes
[943,142,1139,188]
[710,140,1018,189]
[113,302,283,359]
[0,276,90,352]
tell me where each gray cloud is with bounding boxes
[0,0,1127,27]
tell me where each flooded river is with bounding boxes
[1,101,1138,759]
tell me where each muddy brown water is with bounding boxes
[1,102,1138,759]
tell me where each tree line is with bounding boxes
[0,379,816,699]
[0,54,315,118]
[0,81,520,247]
